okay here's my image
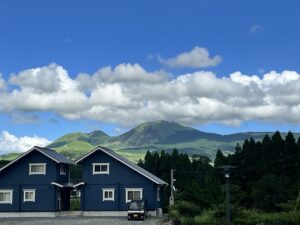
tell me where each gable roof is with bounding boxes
[0,146,74,172]
[75,146,168,186]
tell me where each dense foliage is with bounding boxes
[140,131,300,224]
[215,131,300,212]
[0,160,10,168]
[138,149,223,211]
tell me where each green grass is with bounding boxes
[169,208,300,225]
[0,153,21,161]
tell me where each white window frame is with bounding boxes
[102,188,115,201]
[29,163,46,175]
[23,189,36,202]
[0,190,13,204]
[93,163,110,175]
[60,164,66,175]
[125,188,143,203]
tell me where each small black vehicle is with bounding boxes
[127,200,147,220]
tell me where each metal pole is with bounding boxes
[169,169,174,206]
[225,175,230,225]
[219,166,235,225]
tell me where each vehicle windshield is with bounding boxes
[129,202,144,210]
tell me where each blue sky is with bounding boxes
[1,0,300,152]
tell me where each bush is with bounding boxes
[194,210,220,225]
[233,209,300,225]
[70,197,80,210]
[171,201,202,217]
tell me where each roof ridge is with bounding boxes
[76,145,167,185]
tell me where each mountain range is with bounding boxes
[44,120,293,161]
[2,120,297,162]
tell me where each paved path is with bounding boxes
[0,217,164,225]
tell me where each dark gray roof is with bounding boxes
[0,146,74,172]
[76,146,168,185]
[34,146,74,164]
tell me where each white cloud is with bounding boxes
[0,73,5,90]
[159,46,222,68]
[9,63,78,93]
[0,131,51,154]
[250,24,264,33]
[1,63,300,126]
[0,64,88,114]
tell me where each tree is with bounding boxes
[252,175,290,211]
[214,149,226,167]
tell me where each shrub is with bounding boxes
[194,210,220,225]
[172,201,202,217]
[70,197,80,210]
[232,209,300,225]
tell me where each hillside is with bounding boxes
[2,121,298,162]
[44,120,291,161]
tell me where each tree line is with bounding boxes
[138,149,223,211]
[139,131,300,214]
[215,131,300,211]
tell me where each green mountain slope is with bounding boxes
[109,121,224,146]
[2,120,298,162]
[47,130,110,149]
[46,120,297,161]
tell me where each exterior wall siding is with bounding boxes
[0,150,70,212]
[80,150,162,211]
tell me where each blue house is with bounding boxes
[75,146,167,216]
[0,146,74,215]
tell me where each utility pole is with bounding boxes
[169,169,175,206]
[219,165,236,225]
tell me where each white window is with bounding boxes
[93,163,109,174]
[125,188,143,203]
[23,189,35,202]
[0,190,13,204]
[102,188,115,201]
[60,164,66,175]
[29,163,46,175]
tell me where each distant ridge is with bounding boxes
[44,120,298,160]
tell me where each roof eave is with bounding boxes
[0,146,74,172]
[76,146,168,185]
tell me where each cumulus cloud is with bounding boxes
[1,63,300,126]
[159,46,222,68]
[0,131,51,154]
[0,64,88,116]
[0,73,5,90]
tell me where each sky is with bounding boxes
[1,0,300,153]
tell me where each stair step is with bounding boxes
[58,211,82,217]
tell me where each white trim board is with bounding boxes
[0,146,67,172]
[73,182,85,188]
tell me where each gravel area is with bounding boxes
[0,217,164,225]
